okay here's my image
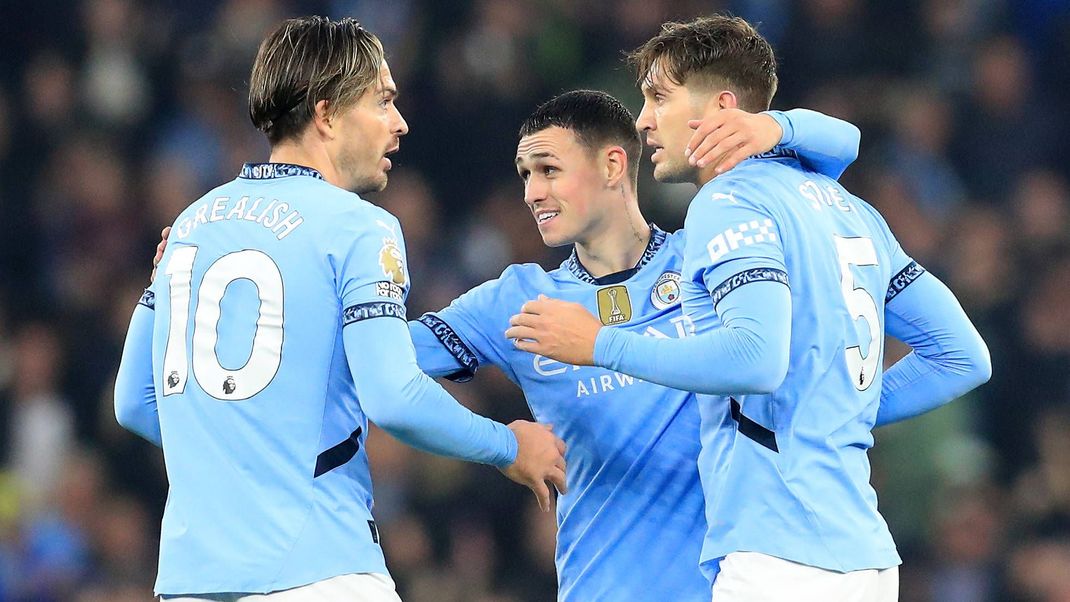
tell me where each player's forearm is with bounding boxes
[114,302,162,446]
[594,281,791,395]
[346,317,517,467]
[766,109,860,180]
[877,272,992,426]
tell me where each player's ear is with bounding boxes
[604,146,628,189]
[716,90,739,110]
[312,99,334,140]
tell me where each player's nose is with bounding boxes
[635,102,655,133]
[392,106,409,137]
[523,178,547,205]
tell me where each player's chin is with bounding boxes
[366,173,389,193]
[653,162,690,184]
[537,227,573,249]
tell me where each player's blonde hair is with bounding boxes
[248,16,384,145]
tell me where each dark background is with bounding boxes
[0,0,1068,600]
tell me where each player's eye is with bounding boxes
[543,166,558,176]
[518,170,530,181]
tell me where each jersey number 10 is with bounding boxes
[161,246,285,401]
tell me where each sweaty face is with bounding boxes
[333,61,409,194]
[635,63,703,185]
[516,127,608,248]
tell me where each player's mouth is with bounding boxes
[647,139,665,162]
[383,145,399,170]
[534,208,560,226]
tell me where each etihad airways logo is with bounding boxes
[531,315,695,398]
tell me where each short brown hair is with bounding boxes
[519,90,642,188]
[628,16,777,112]
[248,16,384,145]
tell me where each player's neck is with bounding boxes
[268,143,342,188]
[574,202,650,278]
[695,163,720,187]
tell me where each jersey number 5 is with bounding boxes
[834,236,881,391]
[161,246,284,401]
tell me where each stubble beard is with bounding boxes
[653,157,697,185]
[339,147,388,195]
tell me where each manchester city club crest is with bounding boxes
[650,271,681,309]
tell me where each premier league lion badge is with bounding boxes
[378,238,407,287]
[650,271,681,309]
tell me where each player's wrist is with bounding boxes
[762,110,791,147]
[592,327,618,369]
[496,423,520,468]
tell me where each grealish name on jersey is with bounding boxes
[171,195,305,241]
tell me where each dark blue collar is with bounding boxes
[239,162,324,181]
[750,146,798,161]
[565,224,667,285]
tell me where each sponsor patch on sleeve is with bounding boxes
[375,281,405,301]
[885,261,925,303]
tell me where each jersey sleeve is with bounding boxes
[593,180,792,395]
[413,271,518,382]
[877,271,992,426]
[410,320,470,380]
[683,178,789,308]
[594,278,791,395]
[335,211,411,320]
[765,109,860,180]
[343,315,518,467]
[114,289,162,446]
[334,211,518,467]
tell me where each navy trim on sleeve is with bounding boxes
[885,261,926,303]
[343,301,406,326]
[138,289,156,310]
[314,426,363,478]
[710,268,789,308]
[416,313,479,382]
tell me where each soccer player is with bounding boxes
[507,16,992,601]
[411,90,861,601]
[113,17,566,601]
[149,89,860,600]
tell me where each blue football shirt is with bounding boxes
[677,150,910,577]
[148,163,395,593]
[413,227,710,601]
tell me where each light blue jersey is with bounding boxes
[115,163,516,595]
[413,227,709,601]
[678,151,910,576]
[412,109,863,601]
[597,147,989,584]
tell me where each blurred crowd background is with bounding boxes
[0,0,1068,600]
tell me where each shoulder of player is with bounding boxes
[323,193,403,236]
[662,227,686,247]
[443,262,549,319]
[692,168,779,212]
[498,262,557,289]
